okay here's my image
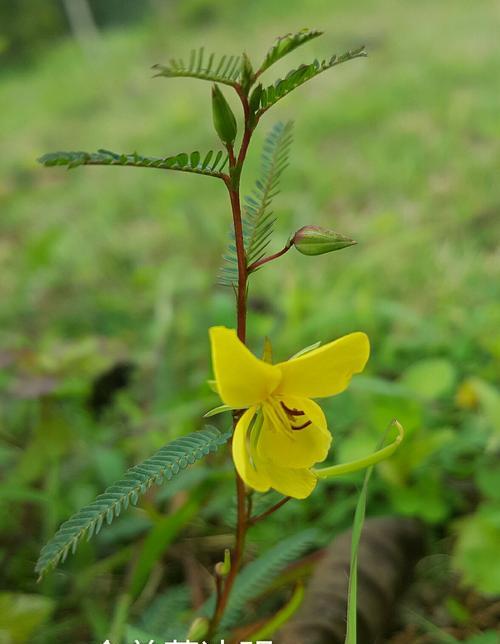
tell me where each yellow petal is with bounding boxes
[210,327,281,408]
[232,406,319,498]
[275,332,370,399]
[265,465,318,499]
[258,398,331,468]
[232,407,271,493]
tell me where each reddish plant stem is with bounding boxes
[214,568,223,606]
[208,88,255,639]
[237,125,252,170]
[235,84,250,123]
[247,239,293,272]
[227,185,247,342]
[226,143,236,169]
[208,471,248,637]
[235,86,256,170]
[247,496,292,526]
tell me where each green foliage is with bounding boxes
[258,29,324,75]
[476,456,500,501]
[253,46,366,114]
[128,495,200,598]
[463,633,500,644]
[153,48,241,87]
[128,586,191,642]
[35,427,229,579]
[461,377,500,438]
[38,148,228,177]
[153,28,325,91]
[221,528,317,628]
[0,1,66,62]
[345,441,376,644]
[3,2,500,640]
[203,528,318,630]
[218,120,293,285]
[402,358,457,401]
[0,593,54,643]
[453,503,500,596]
[244,121,293,265]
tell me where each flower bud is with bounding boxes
[186,617,209,641]
[215,547,231,577]
[240,52,254,93]
[249,83,263,113]
[292,225,356,256]
[212,83,237,146]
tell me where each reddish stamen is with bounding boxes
[291,420,312,431]
[280,401,305,416]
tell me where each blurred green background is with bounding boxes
[1,0,499,642]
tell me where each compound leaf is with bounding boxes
[258,29,323,75]
[153,48,241,87]
[39,148,228,178]
[254,46,366,115]
[218,121,293,286]
[35,427,230,579]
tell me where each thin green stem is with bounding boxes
[108,593,132,644]
[313,420,404,480]
[247,582,305,641]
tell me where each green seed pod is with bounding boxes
[293,225,356,256]
[211,83,237,146]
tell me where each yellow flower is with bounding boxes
[209,327,370,499]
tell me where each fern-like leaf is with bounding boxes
[257,29,324,76]
[253,46,367,115]
[244,120,293,265]
[130,585,191,642]
[221,529,317,628]
[217,121,293,287]
[153,48,241,87]
[38,148,228,178]
[200,529,318,630]
[216,233,240,288]
[35,427,230,580]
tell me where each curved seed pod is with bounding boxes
[276,517,425,644]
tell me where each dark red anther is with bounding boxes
[291,420,312,431]
[281,401,305,416]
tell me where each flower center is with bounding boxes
[279,401,312,430]
[245,398,313,472]
[262,396,312,433]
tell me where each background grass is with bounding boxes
[1,0,500,641]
